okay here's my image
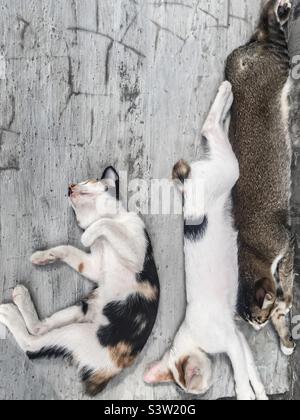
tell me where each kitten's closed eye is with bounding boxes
[80,191,93,195]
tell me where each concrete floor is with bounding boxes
[0,0,299,400]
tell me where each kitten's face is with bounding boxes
[249,302,274,330]
[69,167,120,230]
[247,278,276,330]
[144,351,212,396]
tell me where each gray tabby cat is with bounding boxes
[225,0,296,355]
[289,0,300,146]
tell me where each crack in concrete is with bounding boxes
[59,56,78,119]
[105,40,114,86]
[0,127,20,135]
[95,0,99,32]
[0,165,19,171]
[71,0,78,45]
[17,16,30,50]
[59,56,110,119]
[67,27,146,58]
[121,14,138,43]
[149,1,193,9]
[0,156,19,172]
[0,95,19,149]
[150,19,187,43]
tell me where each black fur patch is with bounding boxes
[200,136,211,159]
[98,293,159,355]
[101,166,120,201]
[276,287,285,301]
[136,231,160,287]
[184,216,208,241]
[81,367,94,382]
[237,283,252,322]
[27,346,72,361]
[80,299,89,315]
[97,230,159,356]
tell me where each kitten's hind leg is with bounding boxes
[0,304,116,395]
[13,285,87,336]
[0,308,105,365]
[35,306,87,335]
[221,86,234,123]
[202,81,233,132]
[12,285,40,335]
[0,304,32,350]
[237,330,268,400]
[226,331,255,400]
[201,82,239,194]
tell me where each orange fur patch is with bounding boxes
[84,370,113,396]
[136,282,159,301]
[175,356,189,388]
[157,370,175,383]
[78,262,84,273]
[109,342,136,369]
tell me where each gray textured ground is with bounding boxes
[0,0,299,400]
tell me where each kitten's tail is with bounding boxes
[81,369,115,397]
[172,160,191,184]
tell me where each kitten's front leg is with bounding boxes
[81,219,144,272]
[271,308,296,356]
[31,246,101,282]
[12,285,87,335]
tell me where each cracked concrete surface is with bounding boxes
[0,0,299,400]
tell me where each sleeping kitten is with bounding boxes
[0,167,160,396]
[225,0,295,355]
[144,82,267,401]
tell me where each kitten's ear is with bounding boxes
[101,166,120,200]
[184,356,204,392]
[179,355,211,393]
[144,356,173,384]
[255,279,275,310]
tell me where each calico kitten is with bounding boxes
[144,82,267,400]
[225,0,295,355]
[0,167,160,396]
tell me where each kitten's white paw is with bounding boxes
[30,250,57,266]
[253,383,269,401]
[280,341,296,356]
[81,232,93,248]
[12,285,31,307]
[236,388,256,401]
[219,80,232,94]
[32,323,49,336]
[0,304,21,329]
[257,392,269,401]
